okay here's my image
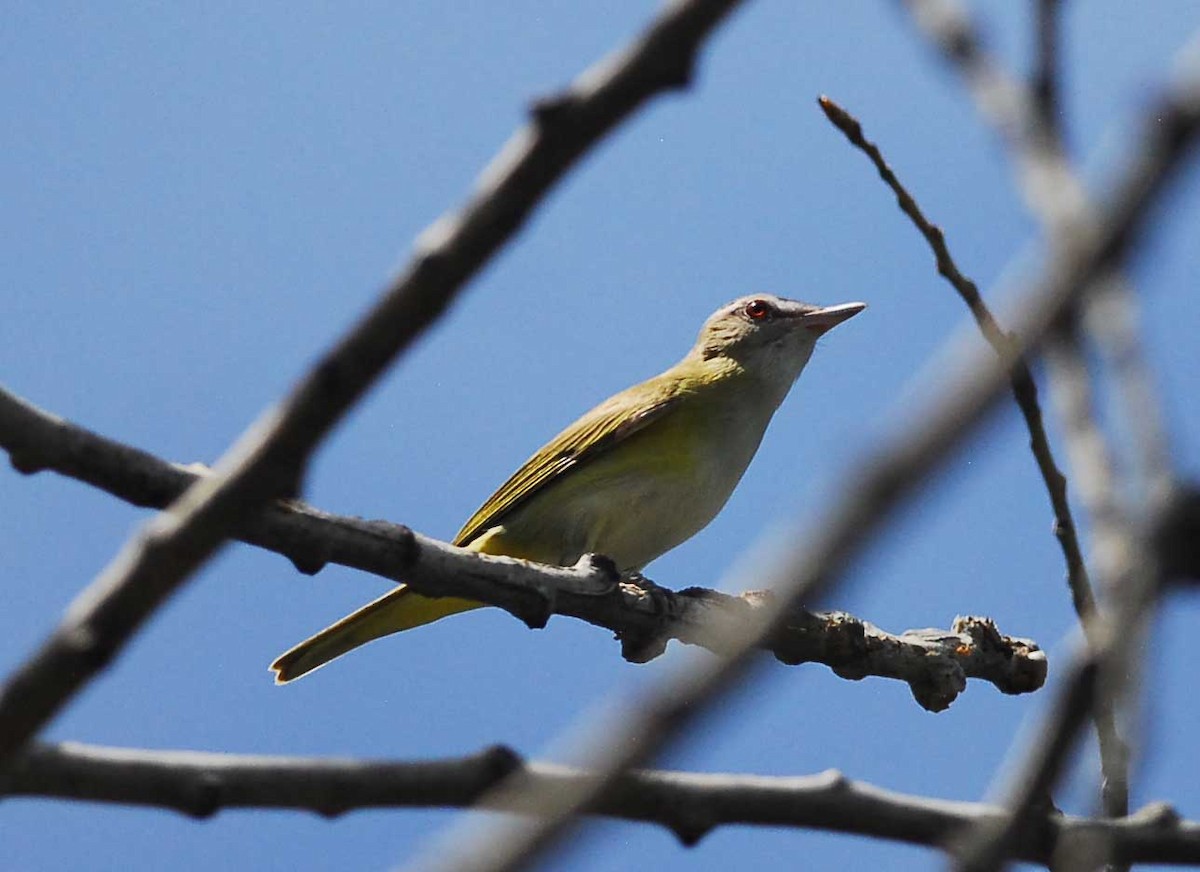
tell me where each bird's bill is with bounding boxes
[800,301,867,335]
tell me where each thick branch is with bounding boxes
[7,741,1200,866]
[0,0,747,774]
[0,386,1043,710]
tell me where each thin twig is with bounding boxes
[404,54,1200,872]
[0,0,749,775]
[954,528,1165,872]
[1040,316,1150,826]
[817,96,1148,844]
[6,741,1200,865]
[817,95,1095,623]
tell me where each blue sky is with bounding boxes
[2,2,1199,870]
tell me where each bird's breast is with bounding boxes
[495,384,776,572]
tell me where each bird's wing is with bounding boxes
[453,375,685,547]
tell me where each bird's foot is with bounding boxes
[622,571,667,607]
[573,553,622,595]
[615,571,672,663]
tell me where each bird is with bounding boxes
[270,294,865,683]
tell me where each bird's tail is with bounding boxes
[269,586,481,683]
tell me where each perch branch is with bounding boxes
[0,386,1044,710]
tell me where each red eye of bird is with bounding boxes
[743,299,772,320]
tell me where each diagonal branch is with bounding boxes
[0,385,1044,709]
[0,0,749,775]
[817,94,1095,623]
[8,741,1200,866]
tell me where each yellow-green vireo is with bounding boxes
[271,294,865,682]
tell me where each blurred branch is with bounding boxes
[0,0,748,776]
[8,741,1200,866]
[901,1,1195,846]
[1156,484,1200,582]
[407,42,1200,872]
[0,386,1044,709]
[900,0,1084,229]
[1041,320,1137,831]
[817,94,1095,623]
[1032,0,1064,144]
[1084,282,1177,519]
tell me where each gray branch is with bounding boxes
[0,386,1044,710]
[7,741,1200,867]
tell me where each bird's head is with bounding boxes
[692,294,866,382]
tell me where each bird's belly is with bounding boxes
[574,467,734,569]
[495,412,759,571]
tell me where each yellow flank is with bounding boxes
[270,294,865,683]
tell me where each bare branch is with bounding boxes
[8,741,1200,866]
[0,0,748,775]
[1043,322,1134,830]
[0,385,1043,709]
[1045,320,1135,607]
[1032,0,1065,144]
[953,542,1166,871]
[406,46,1200,872]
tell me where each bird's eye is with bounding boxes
[743,299,772,320]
